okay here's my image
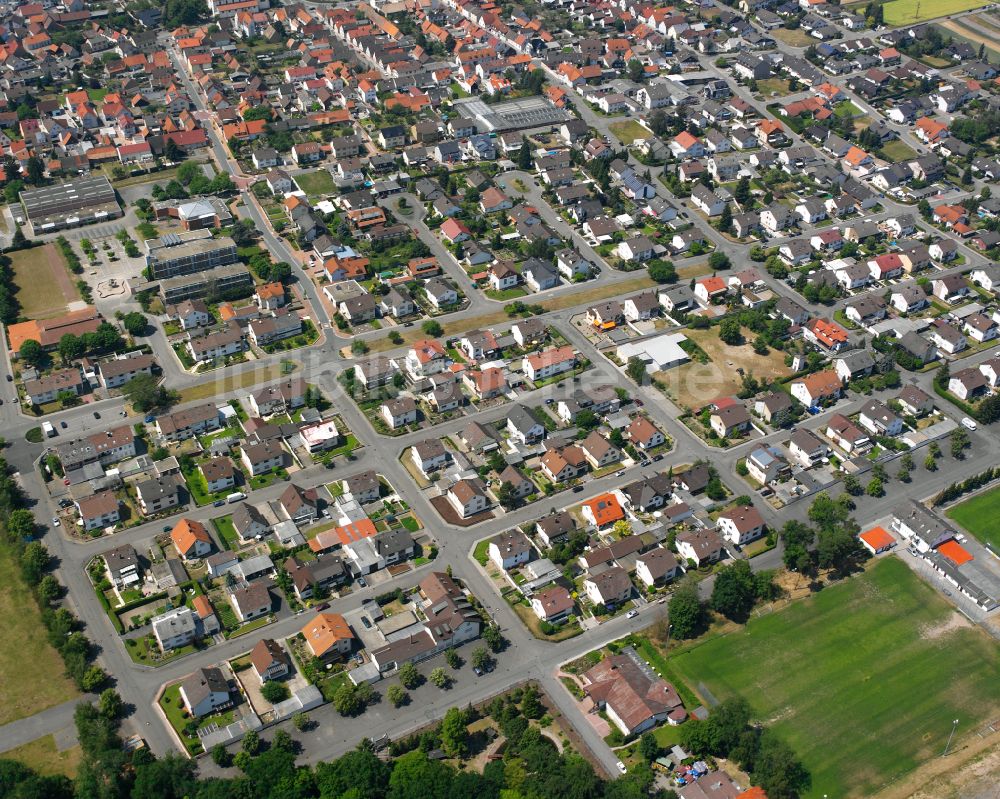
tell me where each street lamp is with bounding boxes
[942,718,959,757]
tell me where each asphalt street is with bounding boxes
[1,7,998,776]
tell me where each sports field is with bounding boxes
[672,558,1000,798]
[945,486,1000,550]
[883,0,988,25]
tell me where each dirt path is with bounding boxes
[874,728,1000,799]
[43,243,83,309]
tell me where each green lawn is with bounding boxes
[608,120,652,144]
[293,169,335,198]
[880,139,918,163]
[833,101,862,118]
[672,558,1000,798]
[945,486,1000,549]
[473,539,491,566]
[884,0,987,24]
[0,546,79,725]
[212,515,241,551]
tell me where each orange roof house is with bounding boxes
[334,517,377,546]
[301,612,355,658]
[582,493,625,528]
[807,318,849,349]
[937,539,973,566]
[7,307,102,355]
[915,117,948,143]
[171,518,212,558]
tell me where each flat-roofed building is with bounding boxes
[19,175,122,234]
[145,230,238,280]
[159,263,254,303]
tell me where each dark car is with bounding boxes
[60,421,68,429]
[572,485,584,493]
[316,603,330,611]
[213,499,225,507]
[652,454,663,462]
[5,375,11,382]
[360,616,372,629]
[93,412,101,419]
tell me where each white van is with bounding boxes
[961,417,977,431]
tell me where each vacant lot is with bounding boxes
[608,120,652,145]
[1,734,82,778]
[885,0,987,24]
[672,558,1000,799]
[880,139,918,163]
[9,244,80,319]
[945,487,1000,549]
[178,361,297,403]
[294,169,335,198]
[0,547,79,725]
[756,78,793,97]
[658,326,791,410]
[770,28,814,48]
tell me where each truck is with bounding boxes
[226,492,247,503]
[42,421,56,438]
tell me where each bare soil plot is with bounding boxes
[657,326,792,410]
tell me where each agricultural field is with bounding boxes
[884,0,988,25]
[9,244,81,319]
[672,558,1000,798]
[0,547,79,726]
[945,486,1000,549]
[938,15,1000,58]
[656,326,792,410]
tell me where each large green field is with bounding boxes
[293,169,335,198]
[672,558,1000,798]
[945,486,1000,549]
[883,0,988,25]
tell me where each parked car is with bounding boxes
[60,421,67,429]
[962,417,977,431]
[360,616,372,629]
[93,412,101,419]
[51,517,60,527]
[626,609,638,619]
[316,603,330,611]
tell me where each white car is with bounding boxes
[961,417,977,431]
[616,761,627,774]
[51,517,60,527]
[626,609,639,619]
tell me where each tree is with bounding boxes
[842,474,862,496]
[866,477,883,497]
[925,454,937,471]
[292,711,310,731]
[440,707,468,756]
[612,519,633,538]
[163,138,184,163]
[58,333,85,363]
[18,339,45,368]
[387,684,408,707]
[444,648,461,670]
[734,176,752,206]
[718,317,742,345]
[520,683,544,719]
[121,373,175,412]
[25,155,44,185]
[669,578,707,639]
[422,320,443,337]
[708,251,730,271]
[516,136,533,170]
[242,729,260,755]
[333,682,368,716]
[6,509,35,541]
[272,729,295,754]
[471,646,491,672]
[122,312,147,336]
[483,624,504,652]
[261,681,290,703]
[496,481,518,508]
[950,428,970,459]
[647,259,677,284]
[639,731,660,763]
[626,356,647,384]
[37,574,61,605]
[711,560,757,622]
[211,743,232,767]
[627,58,645,83]
[11,223,26,248]
[718,202,733,233]
[429,667,449,688]
[398,661,420,689]
[80,666,107,692]
[98,689,123,720]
